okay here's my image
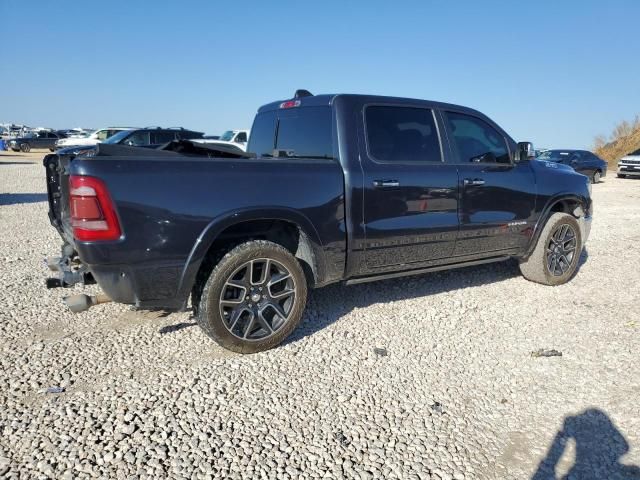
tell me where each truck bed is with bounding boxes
[45,147,347,310]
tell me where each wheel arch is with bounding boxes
[176,208,327,310]
[523,194,588,260]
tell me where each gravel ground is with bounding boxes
[1,151,639,479]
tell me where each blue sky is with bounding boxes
[1,0,639,148]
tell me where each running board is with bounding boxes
[345,256,512,286]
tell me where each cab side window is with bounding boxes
[235,132,247,143]
[365,106,442,163]
[444,112,510,164]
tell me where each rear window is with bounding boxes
[275,107,333,159]
[247,112,276,157]
[248,107,333,159]
[365,106,442,163]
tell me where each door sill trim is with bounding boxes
[345,255,512,286]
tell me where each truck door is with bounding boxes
[441,110,536,256]
[359,105,459,272]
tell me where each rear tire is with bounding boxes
[196,240,307,354]
[592,170,601,184]
[20,143,30,153]
[519,212,582,286]
[617,174,626,178]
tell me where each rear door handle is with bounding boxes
[373,179,400,188]
[463,178,485,186]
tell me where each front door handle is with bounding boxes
[373,179,400,188]
[463,178,485,186]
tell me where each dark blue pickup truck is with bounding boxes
[44,91,593,353]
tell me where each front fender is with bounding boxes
[175,207,327,308]
[523,192,591,259]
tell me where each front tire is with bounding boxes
[592,170,601,184]
[519,212,582,286]
[617,174,626,178]
[196,240,308,353]
[19,143,30,153]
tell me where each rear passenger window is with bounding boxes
[444,112,510,164]
[365,106,442,163]
[275,107,333,159]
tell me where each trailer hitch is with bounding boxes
[45,255,95,289]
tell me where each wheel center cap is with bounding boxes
[251,293,261,303]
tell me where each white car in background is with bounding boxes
[55,127,136,149]
[617,148,640,178]
[193,129,249,151]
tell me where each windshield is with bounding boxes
[219,130,235,141]
[537,150,572,162]
[627,148,640,156]
[103,130,133,144]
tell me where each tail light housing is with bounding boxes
[69,175,121,241]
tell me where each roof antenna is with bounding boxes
[294,89,313,98]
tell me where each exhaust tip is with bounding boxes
[63,293,110,313]
[64,294,93,313]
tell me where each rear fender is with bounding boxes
[175,207,327,309]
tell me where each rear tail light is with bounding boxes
[69,175,121,241]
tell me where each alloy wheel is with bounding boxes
[219,258,297,341]
[546,224,577,276]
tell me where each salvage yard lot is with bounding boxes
[1,151,639,479]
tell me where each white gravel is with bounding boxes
[1,152,639,479]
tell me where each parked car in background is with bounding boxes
[44,91,593,354]
[55,127,135,149]
[108,127,204,146]
[534,148,549,157]
[536,149,607,183]
[617,148,640,178]
[60,128,93,138]
[8,130,67,152]
[194,129,249,151]
[56,127,205,156]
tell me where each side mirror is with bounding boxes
[517,142,535,162]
